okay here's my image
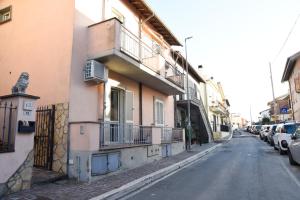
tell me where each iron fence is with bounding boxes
[0,101,17,153]
[172,128,183,142]
[161,127,172,143]
[99,122,152,148]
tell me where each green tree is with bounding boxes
[262,117,270,125]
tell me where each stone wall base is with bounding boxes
[0,150,34,197]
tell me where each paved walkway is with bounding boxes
[3,143,217,200]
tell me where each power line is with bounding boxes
[272,13,300,64]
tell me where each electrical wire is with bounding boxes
[272,13,300,64]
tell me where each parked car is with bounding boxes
[261,125,271,142]
[267,124,277,146]
[254,125,262,135]
[288,125,300,165]
[259,125,268,140]
[273,123,299,155]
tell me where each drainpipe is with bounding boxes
[139,83,143,125]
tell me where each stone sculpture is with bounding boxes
[11,72,29,94]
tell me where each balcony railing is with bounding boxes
[120,25,184,88]
[161,127,184,143]
[171,128,184,142]
[161,127,172,143]
[99,122,152,148]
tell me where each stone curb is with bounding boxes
[89,143,222,200]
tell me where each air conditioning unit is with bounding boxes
[84,60,108,84]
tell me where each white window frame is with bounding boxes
[0,6,12,24]
[154,98,164,126]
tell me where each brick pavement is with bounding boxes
[3,143,217,200]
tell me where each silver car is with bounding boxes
[288,125,300,165]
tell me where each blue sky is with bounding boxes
[146,0,300,121]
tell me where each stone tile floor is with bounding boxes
[3,143,218,200]
[31,168,66,185]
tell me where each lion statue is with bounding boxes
[11,72,29,94]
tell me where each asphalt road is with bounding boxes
[126,131,300,200]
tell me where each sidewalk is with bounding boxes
[3,143,221,200]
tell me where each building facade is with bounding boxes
[267,94,292,123]
[206,80,231,138]
[0,0,209,193]
[282,51,300,121]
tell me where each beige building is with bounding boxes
[282,51,300,121]
[231,113,248,129]
[0,0,212,193]
[206,79,231,138]
[267,94,292,123]
[174,53,212,145]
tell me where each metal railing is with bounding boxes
[0,102,17,153]
[172,128,183,142]
[99,122,152,148]
[165,62,184,89]
[161,127,172,143]
[120,26,184,88]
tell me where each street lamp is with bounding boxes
[185,36,192,151]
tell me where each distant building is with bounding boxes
[267,94,292,122]
[259,108,270,119]
[282,51,300,121]
[206,80,231,138]
[231,113,248,129]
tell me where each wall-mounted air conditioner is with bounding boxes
[84,60,108,84]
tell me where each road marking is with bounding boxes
[280,158,300,188]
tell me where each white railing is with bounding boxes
[119,25,184,88]
[99,122,152,148]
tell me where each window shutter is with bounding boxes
[125,90,134,123]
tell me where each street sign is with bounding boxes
[280,107,288,114]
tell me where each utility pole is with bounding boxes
[269,62,276,121]
[185,36,192,151]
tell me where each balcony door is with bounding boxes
[110,88,125,143]
[109,88,134,144]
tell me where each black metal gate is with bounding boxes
[33,105,55,170]
[0,102,17,153]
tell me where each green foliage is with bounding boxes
[262,117,271,125]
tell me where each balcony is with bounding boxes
[177,87,202,106]
[88,18,184,95]
[99,122,184,149]
[99,122,152,149]
[210,101,228,116]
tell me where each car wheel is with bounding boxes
[279,146,285,155]
[264,137,268,142]
[288,150,297,166]
[274,144,278,150]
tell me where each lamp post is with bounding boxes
[185,36,192,151]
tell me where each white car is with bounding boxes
[262,125,271,142]
[259,125,267,140]
[273,123,298,155]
